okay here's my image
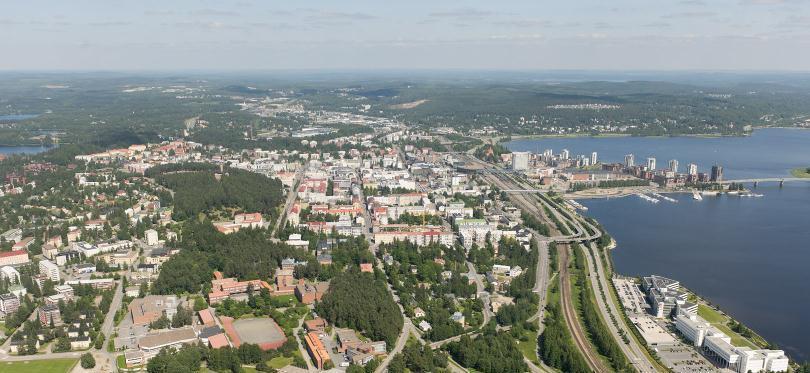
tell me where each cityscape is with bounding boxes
[1,1,810,373]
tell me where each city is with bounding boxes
[2,1,810,373]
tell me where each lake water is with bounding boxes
[507,128,810,361]
[0,146,50,155]
[0,114,39,123]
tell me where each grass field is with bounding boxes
[0,359,78,373]
[516,329,539,365]
[697,304,758,348]
[267,356,293,369]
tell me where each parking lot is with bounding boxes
[655,343,720,373]
[613,277,648,314]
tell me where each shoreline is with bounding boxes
[504,125,810,143]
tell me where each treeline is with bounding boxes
[151,166,284,221]
[572,244,633,372]
[153,221,302,294]
[496,238,539,326]
[146,340,304,373]
[388,339,448,373]
[520,210,550,236]
[537,278,591,372]
[446,328,528,373]
[315,270,404,348]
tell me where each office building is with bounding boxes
[688,163,698,176]
[590,152,598,165]
[511,152,530,170]
[669,159,679,173]
[711,165,724,182]
[561,149,569,160]
[625,154,635,167]
[646,157,656,171]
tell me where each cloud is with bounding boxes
[88,21,132,27]
[429,7,500,18]
[492,19,553,28]
[144,10,176,16]
[192,9,241,17]
[663,11,718,18]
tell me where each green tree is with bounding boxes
[81,353,96,369]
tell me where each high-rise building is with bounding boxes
[647,157,657,171]
[625,154,635,167]
[711,165,723,182]
[511,152,530,170]
[669,159,679,173]
[688,163,698,176]
[561,149,569,160]
[543,149,553,160]
[590,152,598,165]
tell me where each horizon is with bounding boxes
[3,0,810,71]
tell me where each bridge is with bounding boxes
[719,177,810,185]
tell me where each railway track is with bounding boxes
[558,245,610,373]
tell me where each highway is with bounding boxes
[457,153,663,372]
[584,242,659,372]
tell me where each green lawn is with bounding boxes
[0,359,78,373]
[516,329,539,365]
[697,304,725,323]
[697,304,756,348]
[268,356,293,369]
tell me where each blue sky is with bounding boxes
[1,0,809,71]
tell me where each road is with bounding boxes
[584,242,658,372]
[464,261,491,326]
[272,167,304,237]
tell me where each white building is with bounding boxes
[511,152,530,170]
[0,266,20,283]
[590,152,598,165]
[668,159,679,173]
[145,229,159,246]
[39,259,60,282]
[688,163,698,176]
[625,154,635,167]
[646,157,657,171]
[675,313,710,347]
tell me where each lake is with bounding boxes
[0,146,50,155]
[506,128,810,361]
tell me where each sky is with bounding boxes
[1,0,810,71]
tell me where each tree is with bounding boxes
[53,336,72,352]
[81,352,96,369]
[172,305,193,328]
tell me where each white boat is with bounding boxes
[701,191,719,196]
[692,192,703,201]
[636,194,660,203]
[652,193,678,203]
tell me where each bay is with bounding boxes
[506,128,810,361]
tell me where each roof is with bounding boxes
[138,327,197,349]
[199,308,216,325]
[208,333,230,349]
[0,251,28,258]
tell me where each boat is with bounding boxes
[701,191,719,196]
[652,193,678,203]
[692,192,703,201]
[636,194,660,203]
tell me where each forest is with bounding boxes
[149,164,284,222]
[445,326,528,373]
[152,221,303,294]
[315,269,404,348]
